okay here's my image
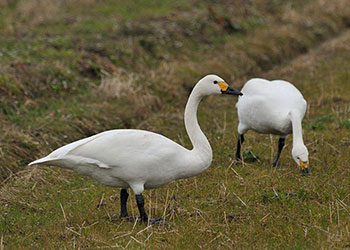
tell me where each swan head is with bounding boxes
[292,144,310,175]
[196,75,243,96]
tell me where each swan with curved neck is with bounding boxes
[235,78,309,175]
[29,74,242,222]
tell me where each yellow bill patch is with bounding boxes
[299,159,303,169]
[299,159,308,170]
[217,81,228,91]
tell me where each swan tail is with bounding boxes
[28,156,55,166]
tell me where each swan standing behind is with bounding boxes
[235,78,309,174]
[29,75,243,222]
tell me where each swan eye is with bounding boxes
[213,80,218,84]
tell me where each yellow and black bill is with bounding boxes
[217,81,243,96]
[299,160,311,176]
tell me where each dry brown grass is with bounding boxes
[2,0,99,30]
[0,122,41,182]
[267,30,350,77]
[98,71,161,119]
[15,0,60,25]
[99,71,141,99]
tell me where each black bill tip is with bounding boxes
[222,86,243,96]
[301,168,311,176]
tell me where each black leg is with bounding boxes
[135,194,148,222]
[120,189,129,218]
[236,134,245,161]
[272,137,285,167]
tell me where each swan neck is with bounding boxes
[290,110,304,147]
[184,87,212,162]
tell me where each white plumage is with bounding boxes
[29,74,242,222]
[235,78,309,174]
[30,130,198,192]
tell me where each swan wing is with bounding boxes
[28,154,111,169]
[47,132,110,159]
[66,129,188,167]
[30,129,189,171]
[28,131,113,168]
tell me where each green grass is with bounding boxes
[1,0,350,248]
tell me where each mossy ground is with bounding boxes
[1,0,350,248]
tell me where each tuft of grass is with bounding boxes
[339,120,350,129]
[304,115,335,130]
[242,150,260,163]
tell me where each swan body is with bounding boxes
[30,129,206,192]
[29,74,243,222]
[235,78,309,174]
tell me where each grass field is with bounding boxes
[1,0,350,248]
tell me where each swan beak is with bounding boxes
[219,82,243,96]
[299,160,310,176]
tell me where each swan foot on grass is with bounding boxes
[119,216,134,222]
[126,217,166,225]
[112,216,165,225]
[109,214,133,223]
[149,218,166,225]
[234,157,243,164]
[115,215,165,224]
[272,162,280,168]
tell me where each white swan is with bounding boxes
[235,78,309,175]
[29,74,243,222]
